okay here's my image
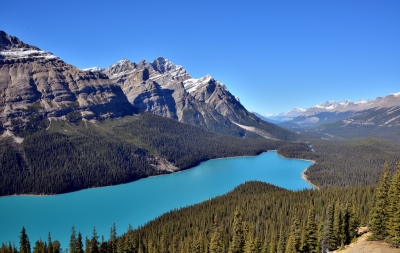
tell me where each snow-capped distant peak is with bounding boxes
[293,107,306,112]
[391,92,400,97]
[355,99,368,104]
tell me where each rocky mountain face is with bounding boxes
[0,31,137,133]
[89,57,295,139]
[0,31,295,140]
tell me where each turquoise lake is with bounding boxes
[0,151,313,248]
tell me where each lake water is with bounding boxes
[0,151,313,248]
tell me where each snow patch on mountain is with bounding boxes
[183,75,213,93]
[0,48,57,60]
[82,67,104,72]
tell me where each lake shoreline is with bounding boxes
[2,150,317,198]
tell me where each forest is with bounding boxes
[0,112,309,196]
[2,162,399,253]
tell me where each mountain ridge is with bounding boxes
[0,30,296,141]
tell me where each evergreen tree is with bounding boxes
[76,232,84,253]
[369,163,390,239]
[276,226,285,253]
[110,224,117,253]
[90,228,99,253]
[341,203,351,245]
[228,207,245,253]
[32,240,46,253]
[52,241,60,253]
[324,203,336,251]
[333,200,343,247]
[304,205,317,253]
[387,165,400,246]
[69,226,77,253]
[284,216,300,253]
[209,215,224,253]
[244,230,254,253]
[47,233,52,253]
[19,227,31,253]
[84,237,90,253]
[349,201,359,241]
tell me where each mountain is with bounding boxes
[0,30,296,141]
[263,93,400,140]
[0,31,138,134]
[86,57,297,140]
[0,31,308,196]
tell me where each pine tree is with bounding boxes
[228,207,245,253]
[47,233,52,253]
[304,204,317,253]
[90,228,99,253]
[324,203,336,251]
[333,200,343,247]
[52,241,60,253]
[19,227,31,253]
[84,237,90,253]
[110,224,117,253]
[209,215,224,253]
[69,226,77,253]
[244,230,254,253]
[284,216,300,253]
[276,226,285,253]
[76,232,84,253]
[369,163,390,239]
[349,201,359,241]
[341,203,351,245]
[387,165,400,246]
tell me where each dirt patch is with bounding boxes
[333,228,400,253]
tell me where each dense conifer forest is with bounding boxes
[2,174,394,253]
[0,112,309,196]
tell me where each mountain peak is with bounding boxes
[0,30,33,49]
[104,58,136,77]
[151,57,177,74]
[0,31,57,61]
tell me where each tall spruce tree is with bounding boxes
[276,226,285,253]
[304,204,318,253]
[284,216,300,253]
[229,207,245,253]
[90,228,99,253]
[387,165,400,246]
[209,215,224,253]
[369,163,390,239]
[69,226,77,253]
[324,203,336,251]
[19,227,31,253]
[76,232,84,253]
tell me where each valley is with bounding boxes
[1,28,400,253]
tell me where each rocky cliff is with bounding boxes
[0,31,137,133]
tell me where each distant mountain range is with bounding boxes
[259,93,400,140]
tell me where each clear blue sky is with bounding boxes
[1,0,399,114]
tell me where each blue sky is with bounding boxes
[1,0,399,114]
